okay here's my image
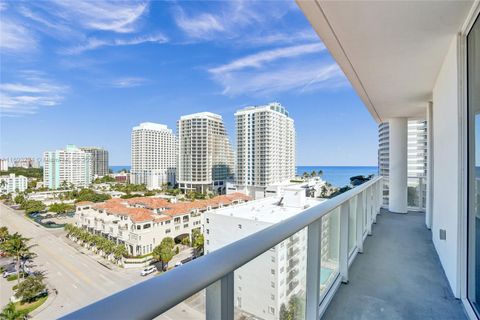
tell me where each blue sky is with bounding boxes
[0,0,378,166]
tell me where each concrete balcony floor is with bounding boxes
[324,209,467,320]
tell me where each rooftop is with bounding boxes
[209,195,323,224]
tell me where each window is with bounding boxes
[270,294,275,301]
[467,13,480,315]
[268,307,275,315]
[271,269,275,275]
[238,224,242,229]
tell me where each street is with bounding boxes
[0,203,204,319]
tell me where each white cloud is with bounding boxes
[48,0,148,33]
[210,60,346,97]
[110,77,148,88]
[209,43,325,74]
[0,19,37,52]
[174,1,290,41]
[174,8,225,39]
[62,33,168,54]
[0,73,68,117]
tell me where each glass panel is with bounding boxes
[320,208,340,299]
[468,13,480,315]
[348,197,357,256]
[407,177,425,210]
[233,228,307,320]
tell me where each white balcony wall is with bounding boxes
[432,37,461,298]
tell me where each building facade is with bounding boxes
[13,158,40,169]
[80,147,109,177]
[378,120,427,207]
[205,189,328,319]
[234,103,296,199]
[75,193,250,256]
[0,159,8,171]
[0,174,28,194]
[131,123,177,190]
[43,145,93,189]
[177,112,234,194]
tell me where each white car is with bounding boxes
[140,266,156,276]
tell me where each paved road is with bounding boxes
[0,204,204,319]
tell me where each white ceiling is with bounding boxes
[297,0,475,123]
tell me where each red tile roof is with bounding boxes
[90,193,251,223]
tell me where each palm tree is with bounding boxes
[2,233,35,286]
[113,244,127,263]
[0,302,24,320]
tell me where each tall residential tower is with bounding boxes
[177,112,234,194]
[378,120,427,207]
[43,145,93,189]
[80,147,109,177]
[234,103,296,198]
[131,122,177,190]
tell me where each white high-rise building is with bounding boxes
[80,147,109,177]
[43,145,93,189]
[234,103,296,199]
[378,120,427,206]
[177,112,234,194]
[131,122,177,190]
[0,159,8,171]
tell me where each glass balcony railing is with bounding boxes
[407,176,426,211]
[60,177,383,320]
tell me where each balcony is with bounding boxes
[323,209,465,319]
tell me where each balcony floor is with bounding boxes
[323,209,467,320]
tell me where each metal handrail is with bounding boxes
[60,176,382,320]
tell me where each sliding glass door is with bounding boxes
[468,13,480,316]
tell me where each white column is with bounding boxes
[426,102,433,228]
[389,117,408,213]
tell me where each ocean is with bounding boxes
[110,165,378,188]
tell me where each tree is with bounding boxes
[192,229,204,255]
[13,195,25,205]
[48,203,74,214]
[279,303,291,320]
[0,226,9,243]
[311,170,317,177]
[0,302,24,320]
[113,245,127,262]
[14,274,46,303]
[1,233,35,286]
[302,172,309,179]
[20,200,46,214]
[153,237,175,267]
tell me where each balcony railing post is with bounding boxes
[339,202,350,283]
[366,187,373,236]
[206,272,234,320]
[306,218,322,320]
[356,192,364,253]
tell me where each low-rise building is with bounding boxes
[0,174,28,194]
[74,193,251,257]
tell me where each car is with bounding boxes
[3,269,18,278]
[174,261,183,268]
[140,265,156,276]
